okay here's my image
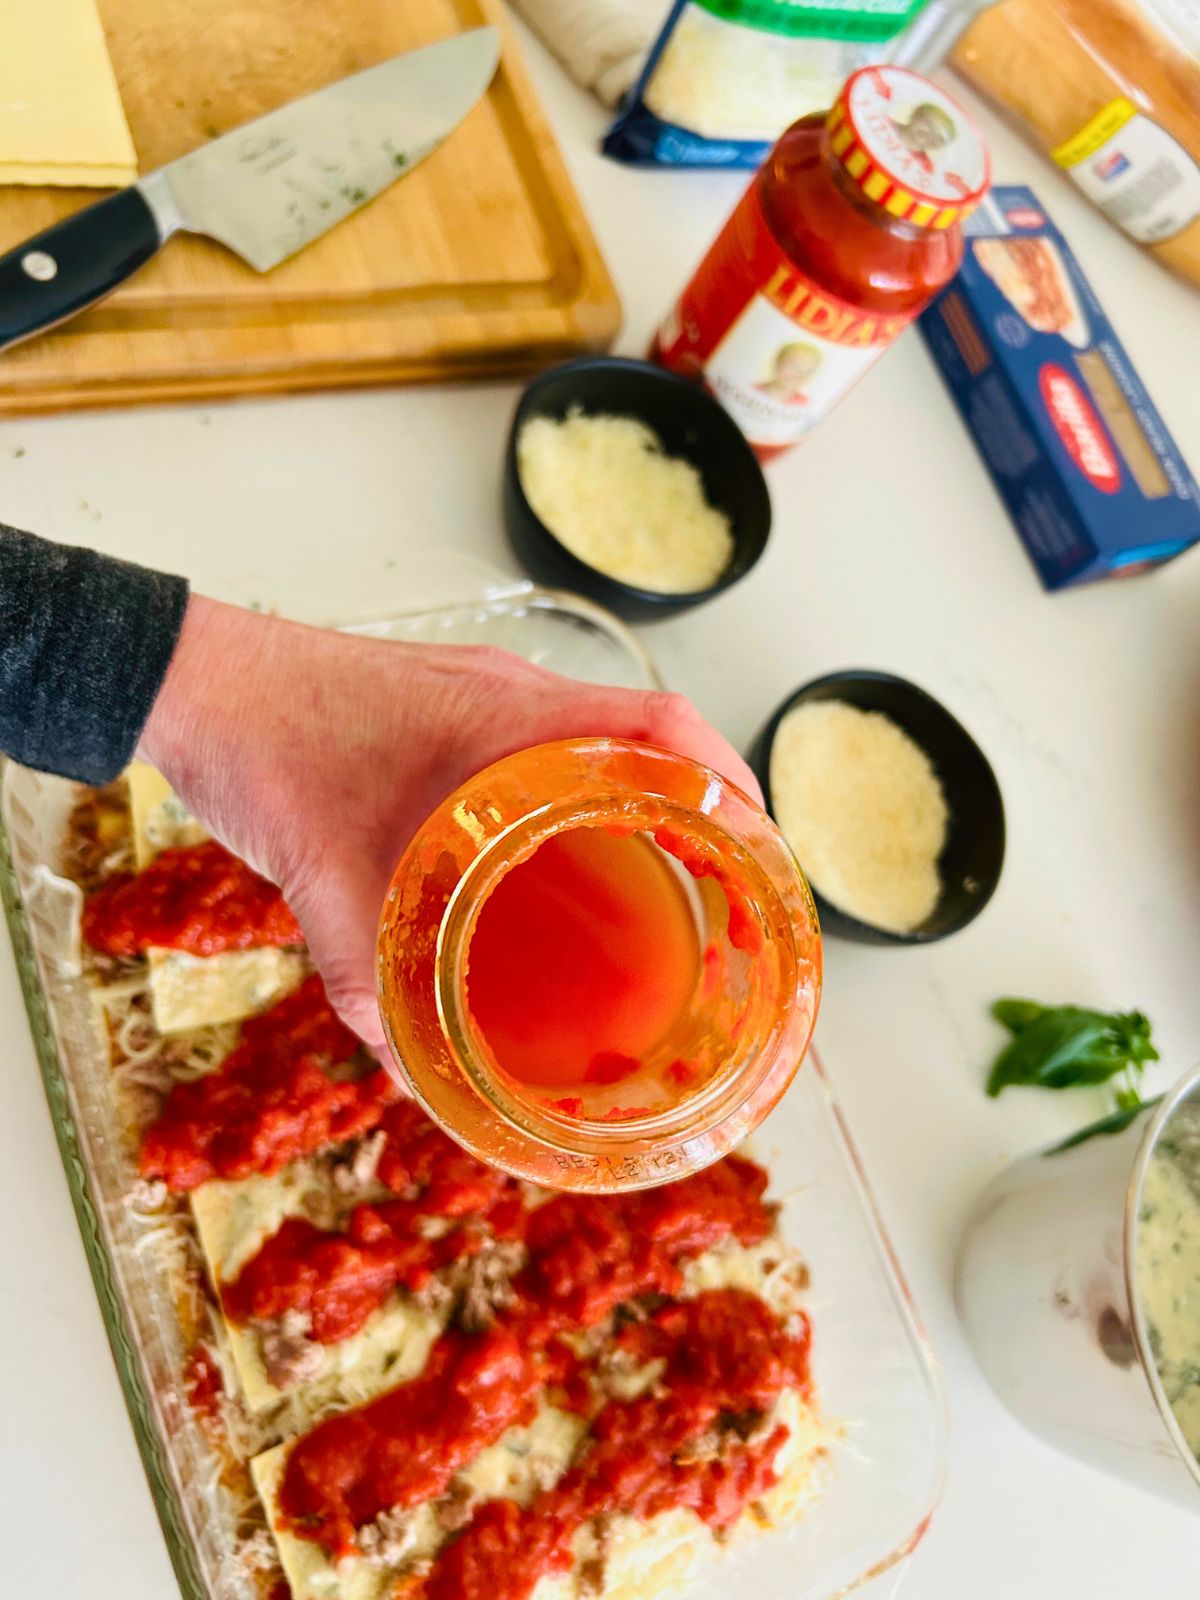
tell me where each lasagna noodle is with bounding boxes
[147,946,307,1034]
[190,1164,443,1416]
[126,764,306,1031]
[0,0,137,186]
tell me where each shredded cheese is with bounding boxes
[770,701,949,934]
[642,5,854,143]
[517,408,734,594]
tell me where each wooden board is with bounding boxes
[0,0,621,414]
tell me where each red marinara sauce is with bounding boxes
[222,1101,523,1343]
[427,1290,811,1600]
[183,1344,224,1422]
[227,1144,771,1360]
[139,976,396,1190]
[651,66,990,461]
[276,1156,779,1559]
[82,838,302,957]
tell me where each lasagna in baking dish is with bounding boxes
[63,764,833,1600]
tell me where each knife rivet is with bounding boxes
[22,251,58,283]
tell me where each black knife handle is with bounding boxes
[0,188,162,353]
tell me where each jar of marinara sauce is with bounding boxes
[377,739,821,1192]
[651,65,991,461]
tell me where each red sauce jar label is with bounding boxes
[654,181,913,453]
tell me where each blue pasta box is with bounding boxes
[919,186,1200,589]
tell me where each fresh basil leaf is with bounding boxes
[991,998,1050,1034]
[1110,1011,1159,1066]
[1050,1095,1163,1154]
[985,1005,1156,1097]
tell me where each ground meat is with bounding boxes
[413,1275,455,1318]
[356,1505,421,1569]
[674,1428,723,1466]
[451,1240,526,1334]
[258,1308,323,1390]
[725,1407,771,1444]
[122,1084,167,1128]
[674,1406,769,1465]
[236,1527,278,1573]
[525,1454,562,1494]
[612,1293,670,1327]
[766,1260,811,1315]
[577,1513,614,1597]
[299,1184,341,1233]
[571,1313,617,1362]
[435,1479,478,1534]
[331,1130,387,1196]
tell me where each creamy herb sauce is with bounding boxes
[1137,1124,1200,1458]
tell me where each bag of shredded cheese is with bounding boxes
[603,0,943,166]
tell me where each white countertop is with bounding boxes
[3,16,1200,1598]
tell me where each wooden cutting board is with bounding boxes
[0,0,621,414]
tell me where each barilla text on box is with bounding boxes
[919,187,1200,589]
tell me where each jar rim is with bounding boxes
[377,737,822,1189]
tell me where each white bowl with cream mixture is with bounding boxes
[956,1064,1200,1513]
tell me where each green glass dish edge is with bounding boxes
[0,762,207,1600]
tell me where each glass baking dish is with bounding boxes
[0,580,945,1600]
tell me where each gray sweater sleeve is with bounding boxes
[0,525,189,784]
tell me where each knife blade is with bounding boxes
[0,27,500,354]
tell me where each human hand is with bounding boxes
[139,596,761,1058]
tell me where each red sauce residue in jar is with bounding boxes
[424,1289,812,1600]
[276,1156,778,1557]
[82,839,302,957]
[466,828,702,1090]
[139,976,395,1190]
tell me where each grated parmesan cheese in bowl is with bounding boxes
[769,700,949,936]
[516,408,734,594]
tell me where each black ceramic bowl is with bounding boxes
[503,357,771,621]
[750,671,1006,946]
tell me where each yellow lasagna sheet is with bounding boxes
[0,0,137,187]
[191,1162,442,1416]
[126,763,305,1033]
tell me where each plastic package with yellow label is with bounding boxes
[951,0,1200,288]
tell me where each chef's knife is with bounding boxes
[0,28,501,353]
